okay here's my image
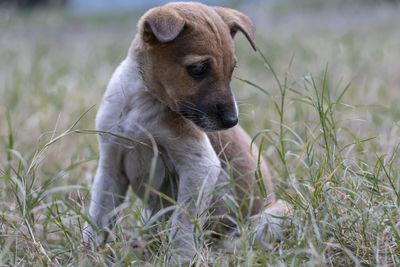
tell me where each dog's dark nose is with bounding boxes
[221,113,238,128]
[216,103,238,129]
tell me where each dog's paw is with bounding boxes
[82,223,104,248]
[221,200,291,251]
[251,200,291,248]
[167,248,196,266]
[222,228,253,251]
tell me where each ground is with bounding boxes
[0,0,399,265]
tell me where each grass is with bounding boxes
[1,1,400,266]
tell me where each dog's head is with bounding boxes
[134,2,256,131]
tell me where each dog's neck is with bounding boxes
[125,35,174,110]
[127,35,146,86]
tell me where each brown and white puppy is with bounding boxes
[84,1,289,262]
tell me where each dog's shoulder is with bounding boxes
[95,57,163,138]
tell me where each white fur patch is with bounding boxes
[85,56,222,260]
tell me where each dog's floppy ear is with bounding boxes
[213,7,256,51]
[140,7,185,44]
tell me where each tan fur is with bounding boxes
[213,6,257,51]
[162,107,205,141]
[131,1,273,216]
[142,7,185,43]
[130,3,250,135]
[133,4,236,107]
[208,126,275,216]
[85,2,288,261]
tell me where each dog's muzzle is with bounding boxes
[178,101,238,131]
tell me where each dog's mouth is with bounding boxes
[178,101,238,132]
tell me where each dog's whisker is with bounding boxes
[179,101,208,116]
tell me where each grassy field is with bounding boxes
[1,1,400,265]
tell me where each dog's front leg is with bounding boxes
[83,140,129,245]
[162,135,220,261]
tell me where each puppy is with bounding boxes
[84,1,289,262]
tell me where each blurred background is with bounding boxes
[1,0,400,10]
[0,0,400,264]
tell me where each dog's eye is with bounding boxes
[186,63,209,79]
